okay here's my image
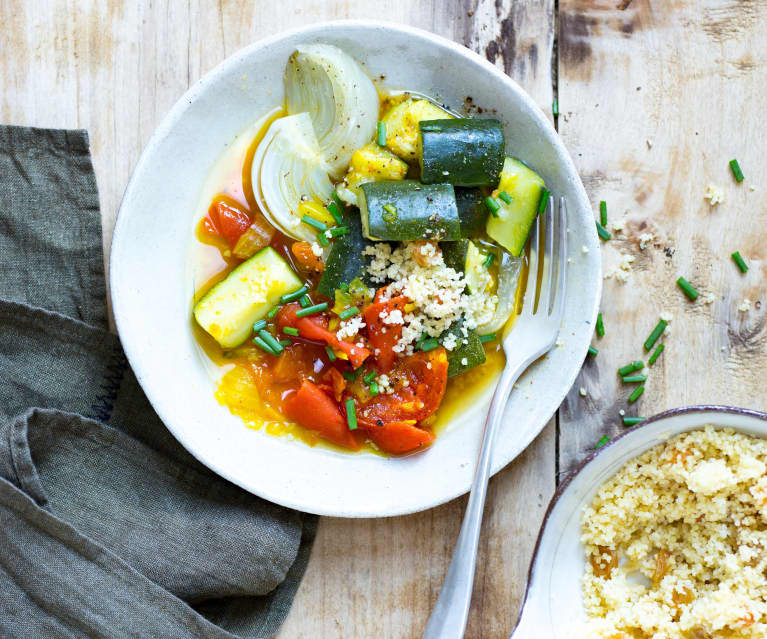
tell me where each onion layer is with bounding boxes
[252,113,334,242]
[476,251,523,335]
[284,44,379,179]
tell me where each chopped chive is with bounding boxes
[345,398,358,430]
[648,344,664,366]
[253,319,267,333]
[623,417,645,427]
[485,196,501,217]
[329,225,349,238]
[331,190,345,213]
[596,312,605,337]
[267,305,282,319]
[325,346,336,361]
[588,345,598,357]
[415,334,428,350]
[327,201,344,225]
[369,381,379,397]
[732,251,749,273]
[595,435,610,449]
[377,121,387,147]
[596,221,611,241]
[317,231,330,247]
[339,282,349,292]
[644,320,668,351]
[618,360,644,376]
[479,333,496,343]
[258,329,284,354]
[299,295,311,308]
[599,200,607,227]
[280,285,308,304]
[279,339,291,347]
[342,369,359,382]
[339,306,360,320]
[729,158,744,183]
[628,385,644,403]
[498,190,512,204]
[283,326,299,336]
[296,302,328,318]
[538,188,550,215]
[363,370,376,384]
[420,338,440,352]
[552,98,559,117]
[676,276,698,301]
[301,215,327,232]
[253,336,277,355]
[622,374,647,383]
[482,253,495,268]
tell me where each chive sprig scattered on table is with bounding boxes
[623,417,645,427]
[732,251,749,273]
[588,345,598,357]
[622,374,647,383]
[644,319,668,351]
[676,276,698,301]
[599,200,607,227]
[596,435,610,449]
[628,385,645,403]
[596,221,611,241]
[618,360,644,376]
[648,344,664,366]
[596,312,605,337]
[729,158,744,183]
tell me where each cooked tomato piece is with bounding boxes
[271,343,323,384]
[358,348,448,424]
[291,241,325,274]
[276,303,371,369]
[363,294,408,372]
[207,200,252,249]
[365,420,434,455]
[282,381,363,450]
[321,367,347,402]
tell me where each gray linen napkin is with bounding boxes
[0,125,317,638]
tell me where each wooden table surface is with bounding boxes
[4,1,766,637]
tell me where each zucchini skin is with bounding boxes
[317,207,375,297]
[419,119,505,187]
[454,187,489,237]
[359,180,461,241]
[442,321,486,378]
[440,239,469,274]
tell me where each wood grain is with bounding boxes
[557,0,767,474]
[0,1,555,638]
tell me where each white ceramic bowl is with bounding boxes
[110,21,601,517]
[510,405,767,637]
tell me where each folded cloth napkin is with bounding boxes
[0,125,317,638]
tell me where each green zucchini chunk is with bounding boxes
[419,119,505,187]
[441,321,486,378]
[454,187,490,237]
[194,246,302,349]
[440,239,469,274]
[317,207,375,298]
[359,180,461,241]
[486,157,546,256]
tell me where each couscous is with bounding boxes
[580,426,767,638]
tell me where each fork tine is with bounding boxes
[551,196,568,322]
[521,213,540,316]
[537,196,555,315]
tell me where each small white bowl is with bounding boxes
[110,21,601,518]
[510,405,767,637]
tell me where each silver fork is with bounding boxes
[422,196,568,639]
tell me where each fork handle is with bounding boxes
[422,355,532,639]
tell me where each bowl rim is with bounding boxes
[110,19,601,517]
[512,404,767,634]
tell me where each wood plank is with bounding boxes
[0,2,555,637]
[557,0,767,474]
